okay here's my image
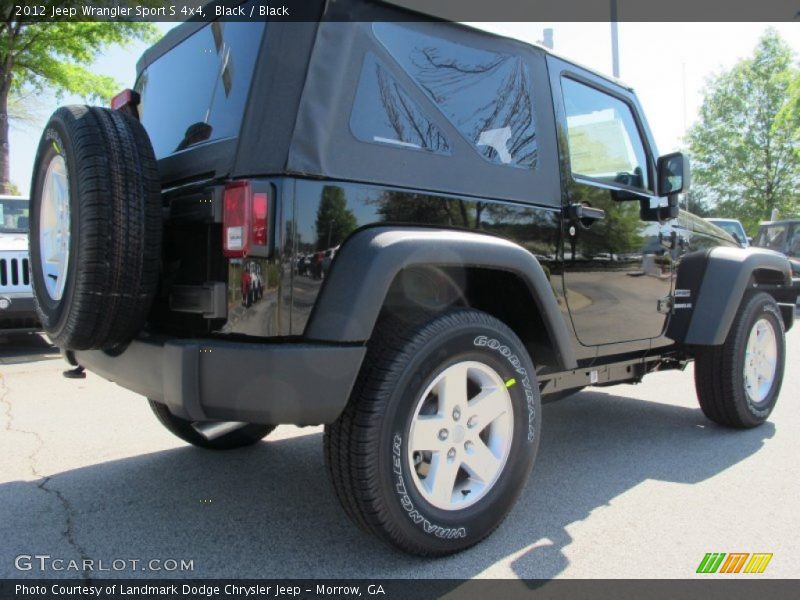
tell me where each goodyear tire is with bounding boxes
[694,292,785,428]
[324,309,540,556]
[29,106,161,350]
[148,401,275,450]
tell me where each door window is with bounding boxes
[561,77,650,191]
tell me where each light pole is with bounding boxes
[327,219,336,248]
[610,0,620,78]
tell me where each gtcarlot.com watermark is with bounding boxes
[15,554,194,573]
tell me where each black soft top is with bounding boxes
[140,0,575,205]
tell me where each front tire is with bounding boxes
[324,309,540,556]
[694,292,785,428]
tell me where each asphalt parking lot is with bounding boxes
[1,319,798,580]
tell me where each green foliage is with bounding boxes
[684,192,713,218]
[314,186,357,250]
[1,5,159,100]
[0,1,160,191]
[7,87,45,126]
[687,29,800,234]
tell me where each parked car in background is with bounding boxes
[0,195,39,333]
[754,219,800,258]
[706,218,749,247]
[753,219,800,291]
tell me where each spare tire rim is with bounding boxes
[743,317,778,405]
[39,154,70,301]
[407,360,513,511]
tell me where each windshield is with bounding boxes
[755,223,799,257]
[0,198,30,233]
[709,220,745,241]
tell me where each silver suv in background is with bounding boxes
[0,195,39,332]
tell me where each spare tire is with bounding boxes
[29,106,162,350]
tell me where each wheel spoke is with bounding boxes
[410,415,447,452]
[463,439,501,483]
[758,357,776,381]
[428,452,460,506]
[468,386,509,430]
[755,325,768,352]
[437,362,469,416]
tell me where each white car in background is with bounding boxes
[0,195,39,332]
[706,218,750,248]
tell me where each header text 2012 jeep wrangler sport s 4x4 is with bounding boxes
[29,0,797,556]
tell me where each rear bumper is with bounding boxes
[0,294,40,331]
[74,336,366,426]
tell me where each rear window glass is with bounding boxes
[135,21,265,159]
[374,23,538,170]
[350,53,451,155]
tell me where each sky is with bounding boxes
[8,21,800,196]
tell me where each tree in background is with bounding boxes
[687,29,800,233]
[1,4,158,193]
[314,186,357,250]
[684,191,713,218]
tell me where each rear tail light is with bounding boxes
[111,88,141,117]
[222,181,270,258]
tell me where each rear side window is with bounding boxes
[374,23,538,169]
[135,21,265,159]
[350,53,451,155]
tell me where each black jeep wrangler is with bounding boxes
[28,0,797,556]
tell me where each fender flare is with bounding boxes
[667,246,793,346]
[305,226,578,371]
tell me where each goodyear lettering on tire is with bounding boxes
[473,335,537,442]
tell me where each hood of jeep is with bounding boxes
[0,232,29,252]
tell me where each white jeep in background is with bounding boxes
[0,195,39,333]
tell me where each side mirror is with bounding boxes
[657,152,691,196]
